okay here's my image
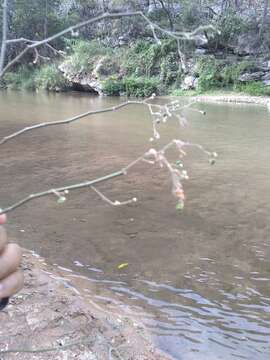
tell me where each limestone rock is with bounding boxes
[238,71,265,82]
[181,75,197,90]
[59,56,120,95]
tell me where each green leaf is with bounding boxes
[117,263,129,270]
[57,196,66,204]
[176,202,184,211]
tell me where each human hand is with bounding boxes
[0,214,23,302]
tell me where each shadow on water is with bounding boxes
[0,91,270,359]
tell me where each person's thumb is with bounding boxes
[0,214,7,225]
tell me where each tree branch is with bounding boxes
[0,139,215,215]
[0,97,200,146]
[0,170,124,215]
[0,100,143,146]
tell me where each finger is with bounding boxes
[0,214,6,225]
[0,270,24,298]
[0,226,7,253]
[0,244,22,280]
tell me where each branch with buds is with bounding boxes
[0,95,202,146]
[0,136,217,215]
[0,92,217,215]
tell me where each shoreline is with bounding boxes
[192,94,270,108]
[1,88,270,109]
[0,250,170,360]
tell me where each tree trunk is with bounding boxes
[259,0,269,38]
[157,0,174,31]
[44,0,48,38]
[0,0,8,73]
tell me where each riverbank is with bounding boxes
[0,251,169,360]
[191,92,270,108]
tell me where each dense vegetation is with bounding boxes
[1,0,270,96]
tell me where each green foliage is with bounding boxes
[123,40,160,77]
[196,57,256,93]
[3,66,36,90]
[123,40,179,79]
[102,77,124,96]
[64,39,111,73]
[4,64,69,92]
[235,82,270,96]
[220,61,252,86]
[102,76,159,98]
[179,3,201,28]
[35,64,69,91]
[123,76,159,97]
[215,10,247,49]
[196,56,221,92]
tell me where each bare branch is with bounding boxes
[0,139,215,215]
[33,48,50,64]
[0,97,200,146]
[0,170,124,215]
[5,38,36,44]
[0,100,143,146]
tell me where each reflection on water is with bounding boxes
[0,91,270,359]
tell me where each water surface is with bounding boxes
[0,91,270,359]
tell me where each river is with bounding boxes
[0,91,270,359]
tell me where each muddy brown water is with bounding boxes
[0,91,270,359]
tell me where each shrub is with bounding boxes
[220,61,254,87]
[35,64,69,91]
[3,66,36,90]
[123,39,180,88]
[103,76,159,98]
[64,39,111,73]
[196,56,221,92]
[235,82,270,96]
[123,40,160,77]
[4,64,69,92]
[123,76,159,97]
[212,10,247,51]
[102,77,124,96]
[196,57,256,93]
